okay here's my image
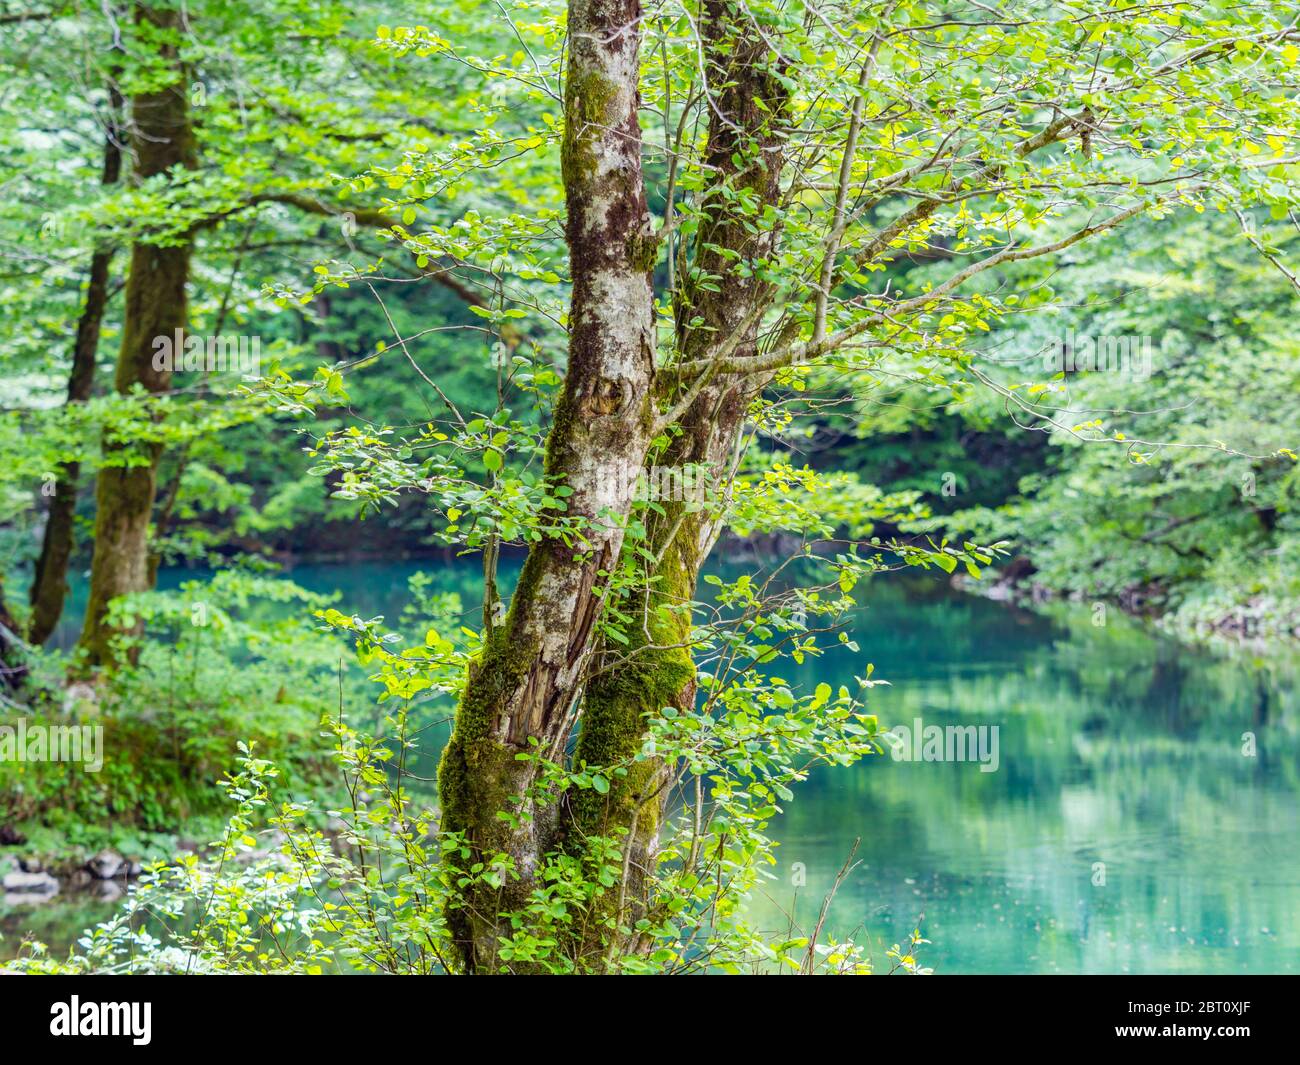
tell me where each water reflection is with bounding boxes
[753,580,1299,974]
[6,563,1297,972]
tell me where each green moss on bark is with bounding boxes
[435,551,552,970]
[561,68,619,190]
[626,230,662,274]
[572,505,699,838]
[436,557,543,847]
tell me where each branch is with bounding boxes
[0,10,52,23]
[850,114,1078,270]
[814,47,877,344]
[676,197,1159,379]
[1233,207,1300,295]
[201,192,489,308]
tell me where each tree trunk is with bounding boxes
[29,86,124,646]
[437,0,659,972]
[567,476,704,965]
[565,377,758,966]
[78,5,195,668]
[434,0,793,972]
[562,0,791,963]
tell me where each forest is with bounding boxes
[0,0,1297,980]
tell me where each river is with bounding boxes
[4,560,1297,972]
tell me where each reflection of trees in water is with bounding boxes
[756,580,1299,972]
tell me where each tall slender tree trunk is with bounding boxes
[29,86,124,646]
[434,0,792,972]
[563,0,790,964]
[437,0,659,972]
[79,5,195,668]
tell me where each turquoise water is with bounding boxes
[7,560,1299,972]
[746,579,1299,974]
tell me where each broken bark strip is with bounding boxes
[79,4,196,668]
[436,0,660,972]
[29,85,125,646]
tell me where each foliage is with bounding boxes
[927,211,1300,634]
[3,0,1300,977]
[8,557,925,974]
[1,570,348,836]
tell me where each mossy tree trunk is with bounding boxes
[437,0,660,971]
[29,85,125,646]
[565,451,716,965]
[561,380,762,966]
[561,0,791,964]
[436,0,790,973]
[79,5,196,668]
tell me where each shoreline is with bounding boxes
[954,565,1300,648]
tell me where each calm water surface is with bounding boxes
[5,560,1297,972]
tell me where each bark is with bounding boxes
[436,0,660,972]
[78,5,196,668]
[28,86,125,646]
[312,291,343,363]
[564,0,792,964]
[566,452,708,966]
[564,379,757,967]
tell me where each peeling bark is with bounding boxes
[437,0,658,971]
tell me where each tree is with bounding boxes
[942,208,1300,634]
[27,82,124,646]
[79,3,196,665]
[2,0,1297,975]
[265,0,1297,970]
[0,1,502,659]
